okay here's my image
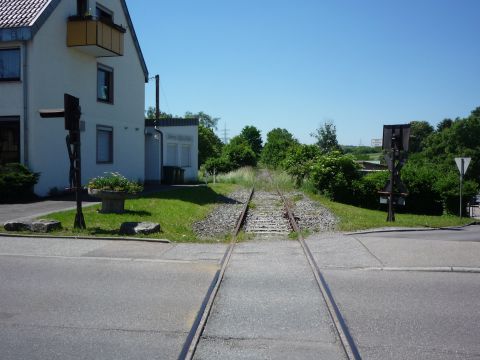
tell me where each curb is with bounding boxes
[344,221,479,236]
[0,232,171,244]
[365,266,480,274]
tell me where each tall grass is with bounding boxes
[213,167,296,192]
[214,167,256,187]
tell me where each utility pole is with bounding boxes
[155,75,160,121]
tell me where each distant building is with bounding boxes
[145,118,199,183]
[371,138,382,147]
[356,160,387,175]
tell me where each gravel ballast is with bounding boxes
[193,188,337,240]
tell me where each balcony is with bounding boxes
[67,16,125,57]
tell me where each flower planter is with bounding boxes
[88,189,137,213]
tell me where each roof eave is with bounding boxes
[0,27,32,42]
[120,0,149,83]
[0,0,61,43]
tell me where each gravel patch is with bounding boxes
[193,189,251,240]
[289,192,338,232]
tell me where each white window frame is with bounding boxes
[180,144,191,167]
[96,125,113,164]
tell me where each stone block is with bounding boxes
[31,219,62,233]
[4,220,31,232]
[120,222,161,235]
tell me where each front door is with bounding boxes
[0,117,20,165]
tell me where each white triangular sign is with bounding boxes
[455,157,471,175]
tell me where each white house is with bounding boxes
[145,118,199,183]
[0,0,148,196]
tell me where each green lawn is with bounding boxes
[313,194,473,231]
[38,184,237,242]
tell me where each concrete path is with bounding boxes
[0,236,227,360]
[194,239,347,360]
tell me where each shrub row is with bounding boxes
[283,145,478,215]
[0,163,39,203]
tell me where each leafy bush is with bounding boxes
[88,172,143,193]
[309,151,360,203]
[433,170,478,215]
[401,162,444,215]
[352,171,389,209]
[0,163,40,203]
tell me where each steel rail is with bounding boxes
[272,175,362,360]
[178,187,254,360]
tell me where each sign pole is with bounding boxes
[459,158,464,218]
[388,150,395,222]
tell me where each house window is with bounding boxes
[96,4,113,22]
[96,125,113,163]
[166,143,178,166]
[77,0,88,16]
[97,64,113,103]
[0,49,20,81]
[0,117,20,165]
[181,144,191,167]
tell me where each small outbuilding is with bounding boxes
[145,118,198,184]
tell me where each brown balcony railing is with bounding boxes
[67,16,125,57]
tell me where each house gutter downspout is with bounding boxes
[154,126,163,181]
[22,42,29,166]
[154,75,163,181]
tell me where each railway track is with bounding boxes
[180,176,360,360]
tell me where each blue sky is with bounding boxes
[127,0,480,145]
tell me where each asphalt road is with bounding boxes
[307,226,480,359]
[0,237,227,360]
[1,225,479,359]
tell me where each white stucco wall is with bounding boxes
[24,0,146,195]
[159,125,198,181]
[145,125,199,183]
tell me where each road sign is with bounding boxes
[455,157,471,176]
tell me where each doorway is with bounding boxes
[0,117,20,164]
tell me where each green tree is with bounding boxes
[145,106,173,119]
[185,111,219,130]
[261,128,298,169]
[436,118,453,132]
[423,108,480,180]
[239,125,263,157]
[311,121,341,153]
[198,125,223,167]
[283,144,321,186]
[409,120,434,153]
[222,135,257,169]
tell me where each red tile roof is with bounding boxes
[0,0,51,28]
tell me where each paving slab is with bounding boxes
[194,239,346,360]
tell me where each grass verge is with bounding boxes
[29,184,237,242]
[312,193,473,232]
